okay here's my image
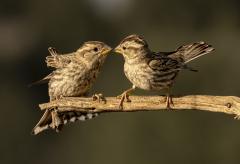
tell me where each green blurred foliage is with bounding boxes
[0,0,240,164]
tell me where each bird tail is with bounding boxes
[32,110,99,135]
[31,110,53,135]
[175,41,214,63]
[60,110,99,124]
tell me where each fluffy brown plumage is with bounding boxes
[32,41,111,135]
[114,34,214,108]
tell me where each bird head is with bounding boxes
[114,34,149,60]
[76,41,112,64]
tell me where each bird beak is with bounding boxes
[100,45,112,56]
[114,45,122,54]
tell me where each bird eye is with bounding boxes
[94,47,98,52]
[122,46,126,50]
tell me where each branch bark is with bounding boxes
[39,95,240,119]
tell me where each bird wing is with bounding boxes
[46,53,75,69]
[46,47,75,69]
[155,51,176,56]
[155,51,185,63]
[29,54,74,87]
[155,51,199,72]
[28,72,54,87]
[148,55,182,72]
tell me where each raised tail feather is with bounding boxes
[32,110,99,135]
[175,41,214,63]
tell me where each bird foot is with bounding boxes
[234,114,240,120]
[55,95,65,100]
[165,95,174,109]
[50,109,63,132]
[117,91,132,109]
[92,93,107,104]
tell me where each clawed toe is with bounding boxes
[165,95,174,109]
[116,95,122,99]
[92,93,107,103]
[234,115,240,120]
[118,94,125,109]
[117,91,132,109]
[116,86,135,109]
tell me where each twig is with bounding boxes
[39,95,240,119]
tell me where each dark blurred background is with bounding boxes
[1,0,240,163]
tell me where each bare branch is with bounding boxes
[39,95,240,119]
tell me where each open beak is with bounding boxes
[100,45,112,56]
[114,45,122,54]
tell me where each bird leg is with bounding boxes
[165,88,174,109]
[92,93,107,103]
[117,85,136,109]
[49,95,64,132]
[50,109,63,132]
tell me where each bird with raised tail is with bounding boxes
[114,34,214,109]
[32,41,112,135]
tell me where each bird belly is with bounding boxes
[149,71,178,91]
[124,63,177,91]
[124,63,152,90]
[49,67,99,99]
